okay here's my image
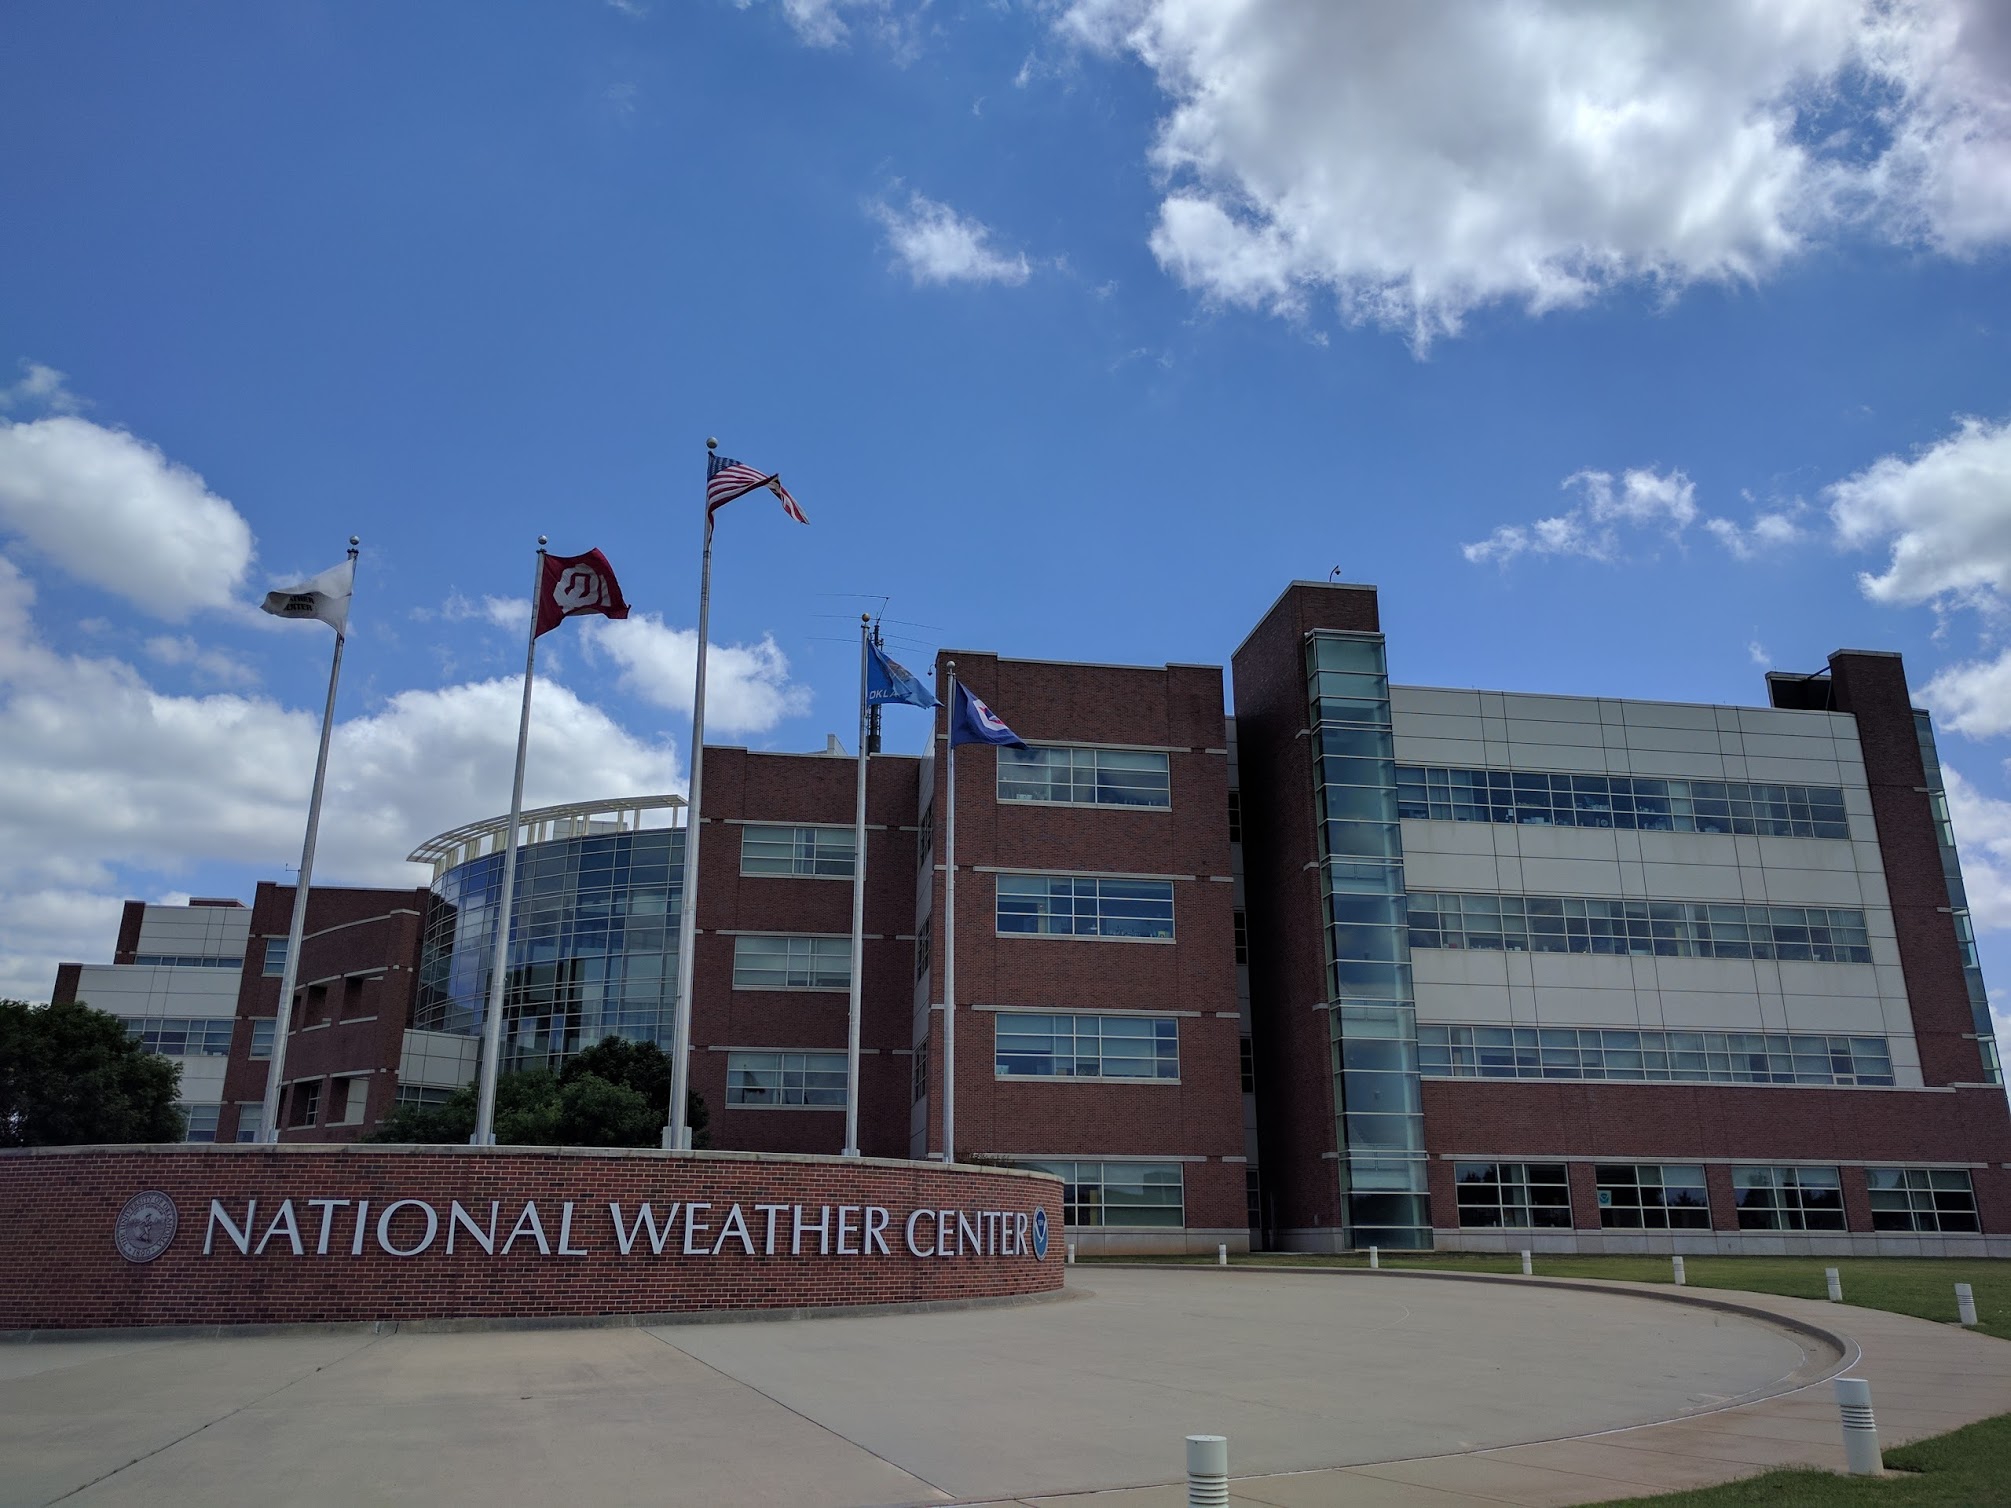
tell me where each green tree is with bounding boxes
[0,999,185,1146]
[367,1037,709,1149]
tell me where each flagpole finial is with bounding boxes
[706,437,718,450]
[348,535,360,547]
[538,535,549,547]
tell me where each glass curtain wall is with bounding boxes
[1308,631,1431,1249]
[414,827,684,1071]
[1914,711,2001,1084]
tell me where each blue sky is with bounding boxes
[3,0,2010,1036]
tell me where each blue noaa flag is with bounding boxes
[867,641,937,709]
[951,682,1027,748]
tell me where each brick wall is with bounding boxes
[920,653,1248,1239]
[0,1146,1063,1331]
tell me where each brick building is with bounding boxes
[48,577,2011,1256]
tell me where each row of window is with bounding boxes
[996,874,1176,940]
[726,1050,847,1107]
[134,953,244,969]
[1016,1160,1186,1228]
[999,746,1171,808]
[1455,1162,1981,1234]
[995,1013,1180,1081]
[1418,1025,1897,1087]
[129,1017,234,1058]
[1396,768,1851,840]
[1406,892,1875,964]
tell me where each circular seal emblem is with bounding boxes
[1031,1206,1050,1261]
[114,1191,179,1264]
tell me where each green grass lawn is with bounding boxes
[1082,1250,2011,1342]
[1586,1411,2011,1505]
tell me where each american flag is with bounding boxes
[707,450,809,524]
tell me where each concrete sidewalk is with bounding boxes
[1,1267,2002,1507]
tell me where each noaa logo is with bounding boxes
[1031,1206,1049,1261]
[114,1191,179,1264]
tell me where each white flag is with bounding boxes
[260,557,354,633]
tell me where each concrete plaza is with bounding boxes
[4,1266,2007,1507]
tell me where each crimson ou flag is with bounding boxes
[534,548,631,638]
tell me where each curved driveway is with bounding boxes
[2,1267,1998,1506]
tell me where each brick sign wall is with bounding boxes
[0,1146,1064,1332]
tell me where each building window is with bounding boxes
[1406,892,1873,965]
[395,1084,456,1110]
[1245,1167,1262,1229]
[249,1018,275,1059]
[1227,790,1242,843]
[740,823,856,878]
[262,937,289,977]
[1395,767,1851,840]
[129,1017,235,1058]
[726,1050,847,1107]
[1733,1166,1846,1231]
[1019,1160,1185,1228]
[235,1103,264,1143]
[292,1081,322,1129]
[1867,1168,1980,1233]
[917,806,934,871]
[995,874,1175,940]
[182,1104,221,1142]
[1596,1165,1710,1229]
[333,1076,369,1127]
[133,953,245,969]
[994,1012,1179,1081]
[912,1042,928,1103]
[1232,909,1248,965]
[731,935,852,990]
[1239,1036,1256,1093]
[1455,1162,1572,1229]
[998,746,1171,808]
[914,927,932,981]
[1418,1024,1894,1088]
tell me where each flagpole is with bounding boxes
[941,659,958,1164]
[842,615,872,1157]
[259,537,359,1143]
[665,448,718,1152]
[473,537,547,1147]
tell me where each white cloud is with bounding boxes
[872,193,1031,287]
[1923,650,2011,740]
[1055,0,2011,346]
[1946,766,2011,932]
[1828,414,2011,612]
[1748,641,1772,669]
[0,361,81,414]
[1706,508,1807,559]
[0,888,128,1002]
[586,613,813,735]
[144,634,260,690]
[0,555,681,993]
[1462,466,1697,565]
[0,413,254,620]
[738,0,923,54]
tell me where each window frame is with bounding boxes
[1454,1161,1573,1230]
[1867,1167,1980,1233]
[992,1010,1181,1083]
[1732,1165,1847,1231]
[738,823,857,880]
[730,934,854,991]
[994,872,1177,943]
[1417,1023,1895,1088]
[1594,1164,1711,1230]
[996,744,1173,810]
[725,1049,849,1109]
[1017,1158,1186,1229]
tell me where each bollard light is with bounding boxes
[1834,1377,1881,1477]
[1957,1282,1978,1327]
[1369,1245,1379,1269]
[1827,1267,1843,1303]
[1672,1254,1686,1286]
[1520,1249,1533,1276]
[1185,1434,1228,1508]
[1218,1243,1228,1267]
[1066,1242,1076,1266]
